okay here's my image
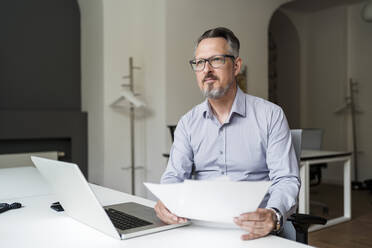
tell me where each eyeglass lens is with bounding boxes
[191,55,233,71]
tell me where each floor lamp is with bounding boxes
[111,57,145,195]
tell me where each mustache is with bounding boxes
[203,73,219,82]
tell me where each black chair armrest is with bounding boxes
[288,213,327,244]
[288,213,327,225]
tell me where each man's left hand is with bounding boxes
[233,208,276,240]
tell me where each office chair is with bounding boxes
[165,126,327,244]
[302,128,329,215]
[288,129,327,244]
[162,125,177,159]
[167,125,177,142]
[302,129,327,186]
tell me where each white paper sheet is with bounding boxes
[144,180,271,223]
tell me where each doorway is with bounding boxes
[268,10,300,128]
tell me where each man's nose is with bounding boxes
[203,61,213,73]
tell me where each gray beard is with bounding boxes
[202,80,234,99]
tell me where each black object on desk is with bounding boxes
[51,201,64,212]
[0,202,22,214]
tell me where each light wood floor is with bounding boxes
[308,184,372,248]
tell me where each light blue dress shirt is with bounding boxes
[161,87,300,220]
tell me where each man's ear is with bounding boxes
[234,57,242,77]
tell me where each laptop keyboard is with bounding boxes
[105,208,153,230]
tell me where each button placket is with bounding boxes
[220,126,226,174]
[217,127,224,162]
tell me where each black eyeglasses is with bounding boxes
[189,54,235,72]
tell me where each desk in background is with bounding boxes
[299,150,352,232]
[0,167,310,248]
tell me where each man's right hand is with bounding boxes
[154,200,188,224]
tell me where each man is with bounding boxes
[155,27,300,240]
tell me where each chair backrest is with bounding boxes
[290,129,302,164]
[167,125,177,142]
[301,128,323,150]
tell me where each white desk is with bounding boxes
[0,167,310,248]
[0,166,51,200]
[299,150,352,231]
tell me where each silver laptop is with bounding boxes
[31,156,189,240]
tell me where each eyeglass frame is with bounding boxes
[189,54,235,72]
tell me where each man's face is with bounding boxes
[194,37,241,99]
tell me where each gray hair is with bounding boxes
[195,27,240,57]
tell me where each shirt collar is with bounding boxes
[230,86,246,117]
[201,86,246,119]
[202,98,213,119]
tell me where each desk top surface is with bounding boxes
[301,149,352,160]
[0,167,310,248]
[0,166,51,201]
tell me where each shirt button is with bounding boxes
[221,171,225,175]
[219,151,223,155]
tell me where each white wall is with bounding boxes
[304,6,349,149]
[79,0,104,185]
[140,1,167,194]
[288,6,349,184]
[80,0,166,196]
[348,3,372,181]
[102,0,143,195]
[101,0,166,196]
[305,6,349,183]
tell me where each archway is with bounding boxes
[268,10,300,128]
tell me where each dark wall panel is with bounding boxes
[0,111,88,176]
[0,0,87,176]
[0,0,81,110]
